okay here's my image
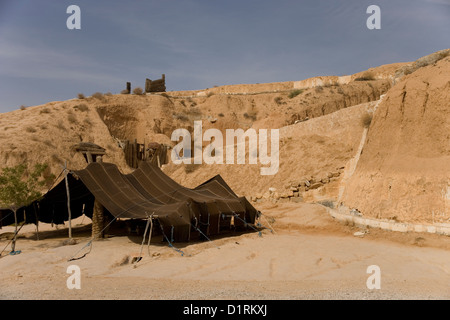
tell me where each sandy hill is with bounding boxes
[341,52,450,224]
[0,49,449,225]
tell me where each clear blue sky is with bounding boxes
[0,0,449,113]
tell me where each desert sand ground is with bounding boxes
[1,202,449,300]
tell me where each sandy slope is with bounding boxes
[1,202,449,300]
[342,55,450,224]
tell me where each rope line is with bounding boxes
[0,222,26,257]
[191,222,220,249]
[233,212,262,237]
[67,200,155,261]
[160,225,187,257]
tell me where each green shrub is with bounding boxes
[288,89,304,99]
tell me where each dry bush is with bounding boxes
[20,105,27,111]
[68,114,77,124]
[184,164,200,174]
[173,113,189,122]
[354,72,375,81]
[243,110,257,121]
[43,140,54,147]
[74,104,89,112]
[55,120,66,130]
[218,113,224,117]
[315,86,324,93]
[187,107,202,118]
[40,107,51,114]
[84,118,92,126]
[120,89,130,94]
[187,97,197,107]
[91,92,105,100]
[318,200,335,209]
[133,87,143,95]
[77,93,85,99]
[274,96,283,105]
[25,126,36,133]
[361,112,373,128]
[51,154,62,163]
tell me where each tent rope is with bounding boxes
[67,200,153,261]
[0,222,26,257]
[67,240,92,262]
[0,211,13,225]
[191,222,220,249]
[257,214,275,234]
[233,212,262,237]
[160,225,187,256]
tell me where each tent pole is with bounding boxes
[34,206,39,240]
[11,208,18,252]
[92,200,104,239]
[64,161,73,241]
[147,213,154,257]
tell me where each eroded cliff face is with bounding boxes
[341,56,450,223]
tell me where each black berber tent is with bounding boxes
[0,162,259,242]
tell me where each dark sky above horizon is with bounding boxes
[0,0,449,113]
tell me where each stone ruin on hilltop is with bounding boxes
[123,74,166,94]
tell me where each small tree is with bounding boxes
[0,163,54,252]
